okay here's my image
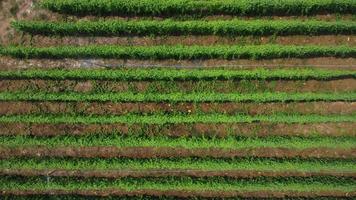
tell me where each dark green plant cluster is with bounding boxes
[1,45,355,59]
[1,68,355,81]
[2,134,355,149]
[39,0,356,16]
[11,19,356,36]
[1,172,355,191]
[2,157,355,172]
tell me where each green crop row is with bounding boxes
[3,79,354,94]
[2,157,355,172]
[39,0,356,17]
[0,176,354,192]
[0,113,355,124]
[1,68,354,81]
[0,91,354,103]
[12,19,356,36]
[1,45,355,59]
[1,135,355,149]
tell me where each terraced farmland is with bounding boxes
[0,0,355,199]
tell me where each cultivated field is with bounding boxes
[0,0,355,199]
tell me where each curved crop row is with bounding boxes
[1,68,355,81]
[39,0,356,17]
[12,19,356,36]
[1,45,355,59]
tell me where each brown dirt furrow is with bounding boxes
[0,102,355,116]
[0,0,33,44]
[1,169,355,179]
[1,79,355,93]
[1,189,355,198]
[1,57,356,70]
[0,146,354,159]
[0,122,354,137]
[24,35,356,47]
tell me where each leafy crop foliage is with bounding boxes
[40,0,356,16]
[3,157,355,172]
[1,113,355,124]
[2,135,355,149]
[1,68,354,81]
[12,19,356,36]
[0,91,355,103]
[1,45,355,59]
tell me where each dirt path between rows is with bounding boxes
[1,122,354,137]
[0,0,33,43]
[2,57,356,70]
[0,102,355,116]
[24,35,356,47]
[0,147,354,159]
[1,79,355,93]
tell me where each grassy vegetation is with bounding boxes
[2,157,355,172]
[3,79,354,94]
[0,113,355,124]
[9,196,341,200]
[0,196,191,200]
[3,101,353,117]
[0,196,206,200]
[39,0,356,17]
[12,19,356,36]
[0,91,354,103]
[0,79,341,94]
[1,68,355,81]
[1,135,355,149]
[1,45,355,59]
[1,176,354,192]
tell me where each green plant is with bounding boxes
[39,0,356,17]
[11,19,356,36]
[1,45,355,59]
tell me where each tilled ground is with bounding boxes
[1,79,355,93]
[1,122,355,137]
[0,102,355,116]
[2,57,356,70]
[1,146,355,159]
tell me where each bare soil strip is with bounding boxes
[1,122,354,137]
[1,169,355,179]
[1,189,355,198]
[0,147,354,159]
[1,57,356,70]
[1,79,355,93]
[23,35,356,47]
[0,102,355,116]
